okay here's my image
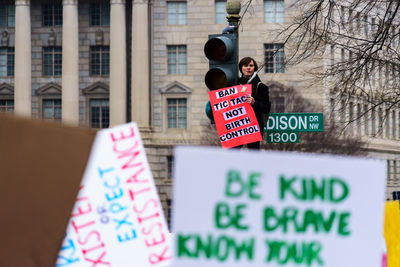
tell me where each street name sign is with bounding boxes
[266,131,299,143]
[264,113,323,144]
[265,113,323,132]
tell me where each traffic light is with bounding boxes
[204,33,238,90]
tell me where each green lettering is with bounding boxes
[233,237,255,260]
[329,178,349,203]
[318,211,336,232]
[292,243,306,264]
[263,207,280,232]
[266,240,285,263]
[284,242,305,264]
[235,204,249,230]
[248,172,262,199]
[265,240,324,266]
[280,176,300,200]
[178,234,255,262]
[301,209,320,233]
[215,236,230,261]
[215,202,231,229]
[300,179,308,200]
[264,207,349,235]
[281,207,299,233]
[177,234,194,258]
[196,234,212,258]
[214,202,249,230]
[225,170,244,197]
[310,178,326,201]
[306,242,324,266]
[338,212,351,236]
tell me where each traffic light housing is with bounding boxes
[204,33,238,90]
[205,100,215,124]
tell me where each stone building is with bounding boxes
[0,0,399,224]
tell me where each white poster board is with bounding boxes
[56,123,171,267]
[172,146,386,267]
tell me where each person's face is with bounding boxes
[242,60,255,78]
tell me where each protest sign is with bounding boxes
[383,200,400,267]
[172,147,386,267]
[57,123,171,267]
[208,85,262,148]
[0,113,95,267]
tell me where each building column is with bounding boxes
[110,0,126,127]
[62,0,79,126]
[131,0,150,130]
[14,0,31,117]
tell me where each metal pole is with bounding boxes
[226,0,241,33]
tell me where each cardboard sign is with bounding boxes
[0,113,95,267]
[383,201,400,267]
[208,85,262,148]
[172,147,386,267]
[56,123,171,267]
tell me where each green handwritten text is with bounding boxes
[177,233,254,262]
[265,239,324,266]
[280,175,349,203]
[263,206,351,236]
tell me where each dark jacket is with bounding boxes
[238,74,270,135]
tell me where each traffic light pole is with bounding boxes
[204,0,241,123]
[226,0,241,35]
[226,0,241,78]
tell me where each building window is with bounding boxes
[167,1,187,25]
[264,0,284,23]
[42,99,61,120]
[0,47,14,77]
[42,4,62,27]
[166,199,172,230]
[387,160,400,186]
[0,4,15,27]
[167,98,187,128]
[90,46,110,76]
[90,99,109,128]
[216,0,227,24]
[90,3,110,26]
[167,45,186,74]
[264,44,284,73]
[43,47,62,76]
[0,99,13,113]
[167,155,174,179]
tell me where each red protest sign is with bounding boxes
[208,84,262,149]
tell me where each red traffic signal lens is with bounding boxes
[205,67,235,90]
[204,36,234,61]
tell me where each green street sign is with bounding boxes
[265,113,324,132]
[266,131,299,143]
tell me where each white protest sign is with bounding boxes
[56,123,171,267]
[172,146,386,267]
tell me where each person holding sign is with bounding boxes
[234,57,270,149]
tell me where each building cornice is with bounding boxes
[16,0,30,6]
[62,0,78,6]
[111,0,126,4]
[132,0,148,5]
